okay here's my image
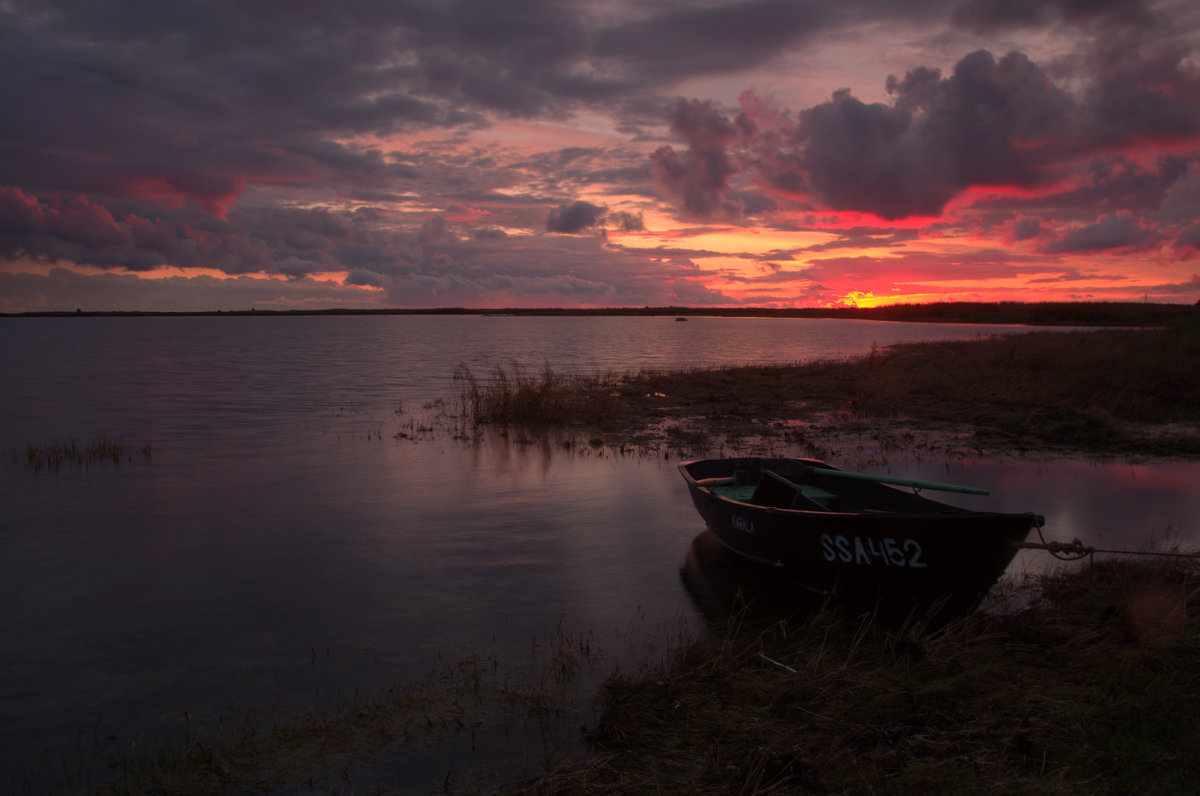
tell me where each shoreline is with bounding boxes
[455,324,1200,461]
[4,300,1197,328]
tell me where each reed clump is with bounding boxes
[20,437,153,472]
[455,363,630,429]
[520,556,1200,795]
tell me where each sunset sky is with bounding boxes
[2,0,1200,312]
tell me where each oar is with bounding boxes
[806,466,991,495]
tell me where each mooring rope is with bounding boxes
[1019,521,1200,562]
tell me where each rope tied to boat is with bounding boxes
[1018,517,1200,562]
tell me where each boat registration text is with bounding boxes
[820,534,927,568]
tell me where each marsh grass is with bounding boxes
[455,363,629,429]
[85,624,619,796]
[454,323,1200,457]
[519,556,1200,795]
[77,560,1200,795]
[19,437,152,472]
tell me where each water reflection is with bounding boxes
[680,531,827,627]
[887,457,1200,577]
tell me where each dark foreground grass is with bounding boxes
[517,557,1200,795]
[457,321,1200,458]
[74,625,610,795]
[75,559,1200,795]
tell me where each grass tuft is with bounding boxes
[19,437,153,472]
[455,363,629,429]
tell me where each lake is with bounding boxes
[2,314,1198,791]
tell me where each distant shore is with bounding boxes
[5,300,1197,327]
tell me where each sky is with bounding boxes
[2,0,1200,312]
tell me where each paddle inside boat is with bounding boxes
[680,457,1044,620]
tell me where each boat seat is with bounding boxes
[748,470,825,510]
[751,470,798,508]
[798,484,837,509]
[751,470,839,510]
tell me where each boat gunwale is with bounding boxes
[681,457,1037,522]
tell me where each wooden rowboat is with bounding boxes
[679,457,1043,620]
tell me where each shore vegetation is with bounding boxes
[18,437,153,472]
[82,556,1200,795]
[520,555,1200,795]
[457,320,1200,459]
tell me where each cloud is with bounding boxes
[1043,210,1157,253]
[1011,216,1044,241]
[951,0,1161,33]
[546,201,607,233]
[1177,224,1200,251]
[751,49,1082,219]
[609,211,645,232]
[647,34,1200,250]
[650,99,743,220]
[1084,34,1200,146]
[544,202,645,234]
[2,0,1199,309]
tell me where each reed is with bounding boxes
[455,363,628,429]
[20,437,153,472]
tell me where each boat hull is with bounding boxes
[680,457,1041,620]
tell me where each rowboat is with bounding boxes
[679,457,1043,620]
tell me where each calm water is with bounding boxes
[2,315,1198,791]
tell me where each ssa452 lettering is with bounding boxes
[820,534,927,568]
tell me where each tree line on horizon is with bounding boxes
[6,300,1197,326]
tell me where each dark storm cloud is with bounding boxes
[1042,211,1157,252]
[782,49,1079,219]
[654,32,1200,226]
[543,201,645,234]
[1012,217,1044,241]
[1083,33,1200,145]
[2,0,1199,307]
[1,0,963,213]
[546,201,607,233]
[650,99,743,220]
[951,0,1161,32]
[609,211,645,232]
[593,0,843,77]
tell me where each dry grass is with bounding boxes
[78,546,1200,794]
[92,629,613,796]
[19,437,153,472]
[515,557,1200,795]
[456,323,1200,458]
[455,363,631,429]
